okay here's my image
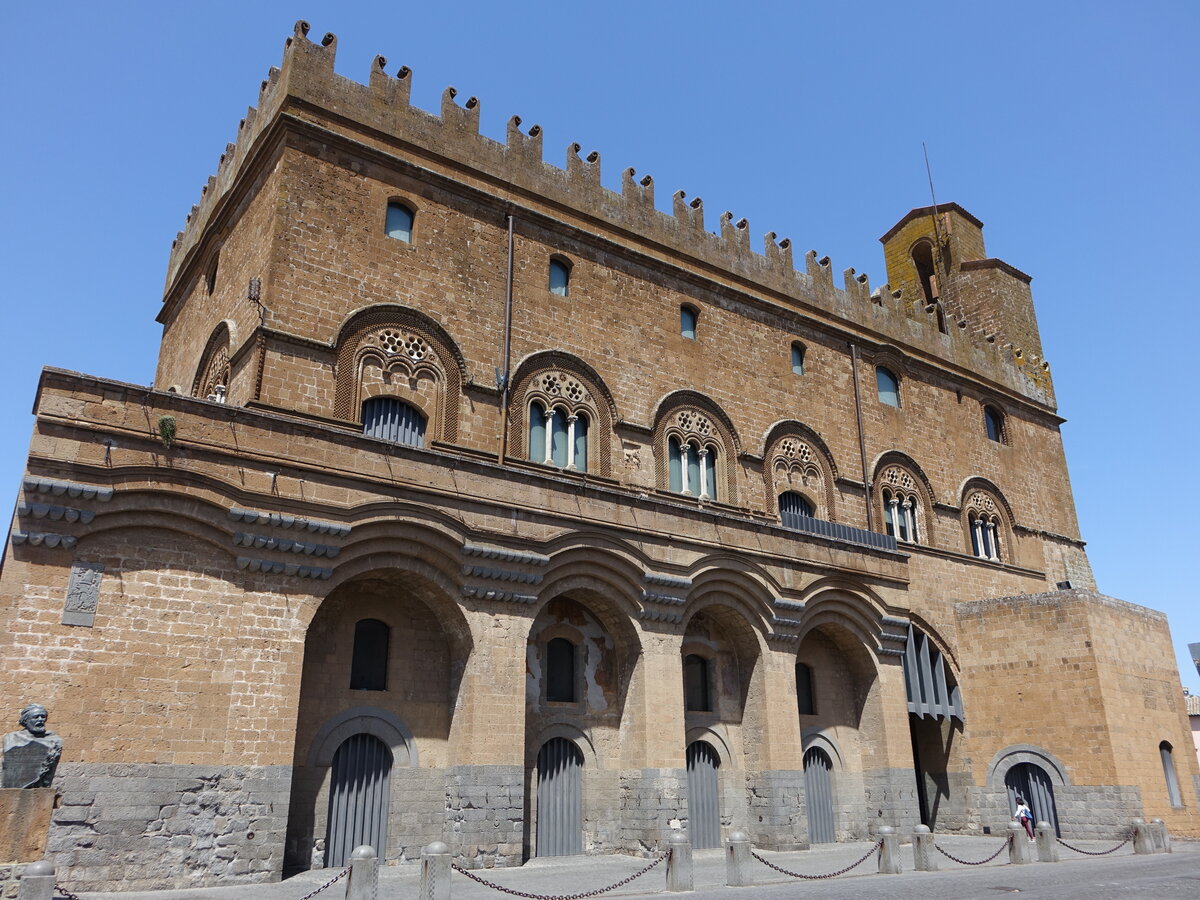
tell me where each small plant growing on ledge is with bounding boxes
[157,415,177,448]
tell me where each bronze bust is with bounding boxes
[1,704,63,789]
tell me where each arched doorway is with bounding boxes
[686,740,721,849]
[803,746,835,843]
[1005,762,1059,836]
[536,738,583,856]
[325,733,393,866]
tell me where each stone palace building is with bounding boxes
[2,21,1197,893]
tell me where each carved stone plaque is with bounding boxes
[1,742,54,789]
[63,560,104,627]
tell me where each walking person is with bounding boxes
[1013,796,1035,841]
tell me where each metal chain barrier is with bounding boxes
[294,866,350,900]
[55,882,83,900]
[1055,832,1134,856]
[934,832,1012,866]
[749,840,881,880]
[450,853,666,900]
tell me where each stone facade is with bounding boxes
[2,20,1198,893]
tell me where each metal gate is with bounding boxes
[1005,762,1060,836]
[686,741,721,849]
[803,746,836,844]
[325,733,393,867]
[536,738,584,856]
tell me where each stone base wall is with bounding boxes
[863,769,921,835]
[446,766,524,868]
[0,863,30,900]
[48,762,291,893]
[746,770,807,850]
[971,783,1142,840]
[616,769,686,853]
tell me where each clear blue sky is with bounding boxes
[3,2,1197,688]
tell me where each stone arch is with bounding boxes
[284,564,473,869]
[801,729,845,769]
[985,744,1071,789]
[652,390,741,504]
[192,320,233,400]
[508,351,618,478]
[332,304,466,443]
[308,706,417,767]
[761,420,839,521]
[688,560,780,637]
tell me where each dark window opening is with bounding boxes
[791,342,805,375]
[546,637,576,702]
[912,240,937,305]
[796,662,816,716]
[350,618,389,690]
[877,367,900,407]
[985,406,1005,443]
[684,653,711,711]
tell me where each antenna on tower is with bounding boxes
[922,142,945,267]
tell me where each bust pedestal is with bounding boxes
[0,787,57,863]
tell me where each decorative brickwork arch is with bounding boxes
[192,321,233,400]
[333,305,465,443]
[871,452,935,546]
[960,478,1015,562]
[761,421,838,521]
[508,351,617,478]
[652,391,740,504]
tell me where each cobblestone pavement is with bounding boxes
[58,835,1198,900]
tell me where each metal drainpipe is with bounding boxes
[850,342,874,531]
[497,213,515,463]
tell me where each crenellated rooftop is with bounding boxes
[166,21,1055,410]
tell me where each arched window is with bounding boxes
[969,513,1001,561]
[362,397,426,448]
[684,654,711,712]
[877,367,900,407]
[349,619,389,691]
[1160,741,1183,807]
[680,305,698,339]
[385,201,414,243]
[984,406,1005,443]
[796,662,815,716]
[912,239,937,304]
[791,342,806,375]
[545,637,576,703]
[205,250,219,295]
[549,258,571,297]
[779,491,814,529]
[529,401,589,471]
[669,437,717,500]
[883,487,919,543]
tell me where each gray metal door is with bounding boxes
[1005,762,1060,836]
[686,741,721,849]
[804,746,836,844]
[325,733,392,866]
[536,738,583,856]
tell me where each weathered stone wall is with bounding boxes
[47,763,290,892]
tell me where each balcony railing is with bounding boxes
[782,514,898,552]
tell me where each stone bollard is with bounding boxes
[877,825,901,874]
[666,830,693,892]
[345,845,378,900]
[16,860,55,900]
[420,841,452,900]
[911,824,937,871]
[1034,821,1058,863]
[1151,818,1170,853]
[725,830,753,887]
[1132,818,1154,855]
[1007,823,1032,864]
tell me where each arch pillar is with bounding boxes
[859,656,921,834]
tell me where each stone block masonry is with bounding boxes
[47,764,290,892]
